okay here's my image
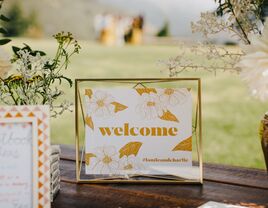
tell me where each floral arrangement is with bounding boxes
[191,0,264,44]
[161,0,268,102]
[0,33,81,117]
[0,0,81,117]
[237,20,268,101]
[159,41,242,77]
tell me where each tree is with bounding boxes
[3,2,30,37]
[157,22,170,37]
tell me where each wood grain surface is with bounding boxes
[51,145,268,208]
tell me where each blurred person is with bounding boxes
[115,15,131,46]
[100,14,115,46]
[93,13,105,40]
[129,15,144,45]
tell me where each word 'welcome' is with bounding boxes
[99,123,178,136]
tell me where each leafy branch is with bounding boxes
[0,32,81,117]
[159,42,243,77]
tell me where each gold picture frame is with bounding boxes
[75,78,202,184]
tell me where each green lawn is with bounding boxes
[4,38,268,169]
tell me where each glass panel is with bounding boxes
[76,79,202,183]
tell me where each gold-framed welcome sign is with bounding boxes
[75,78,202,184]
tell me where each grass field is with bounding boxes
[4,38,268,169]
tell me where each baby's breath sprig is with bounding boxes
[0,32,81,117]
[191,0,264,44]
[162,0,265,77]
[159,42,243,77]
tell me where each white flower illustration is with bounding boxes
[237,19,268,101]
[136,93,163,120]
[159,88,189,106]
[90,146,119,174]
[119,155,144,174]
[86,90,115,117]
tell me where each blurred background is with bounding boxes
[2,0,268,169]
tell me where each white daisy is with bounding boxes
[136,93,163,120]
[90,146,119,174]
[159,88,190,106]
[86,90,115,117]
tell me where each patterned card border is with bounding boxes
[0,105,50,208]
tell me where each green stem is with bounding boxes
[227,0,251,44]
[7,86,18,105]
[0,78,17,105]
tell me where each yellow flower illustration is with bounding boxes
[89,146,119,174]
[85,90,115,117]
[136,93,163,120]
[159,88,190,106]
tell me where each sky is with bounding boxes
[98,0,217,37]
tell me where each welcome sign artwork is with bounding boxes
[84,88,192,175]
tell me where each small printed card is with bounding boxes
[0,122,33,207]
[198,201,247,208]
[84,88,192,175]
[0,106,50,208]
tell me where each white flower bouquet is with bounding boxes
[160,0,268,170]
[0,32,81,117]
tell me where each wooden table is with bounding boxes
[52,145,268,208]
